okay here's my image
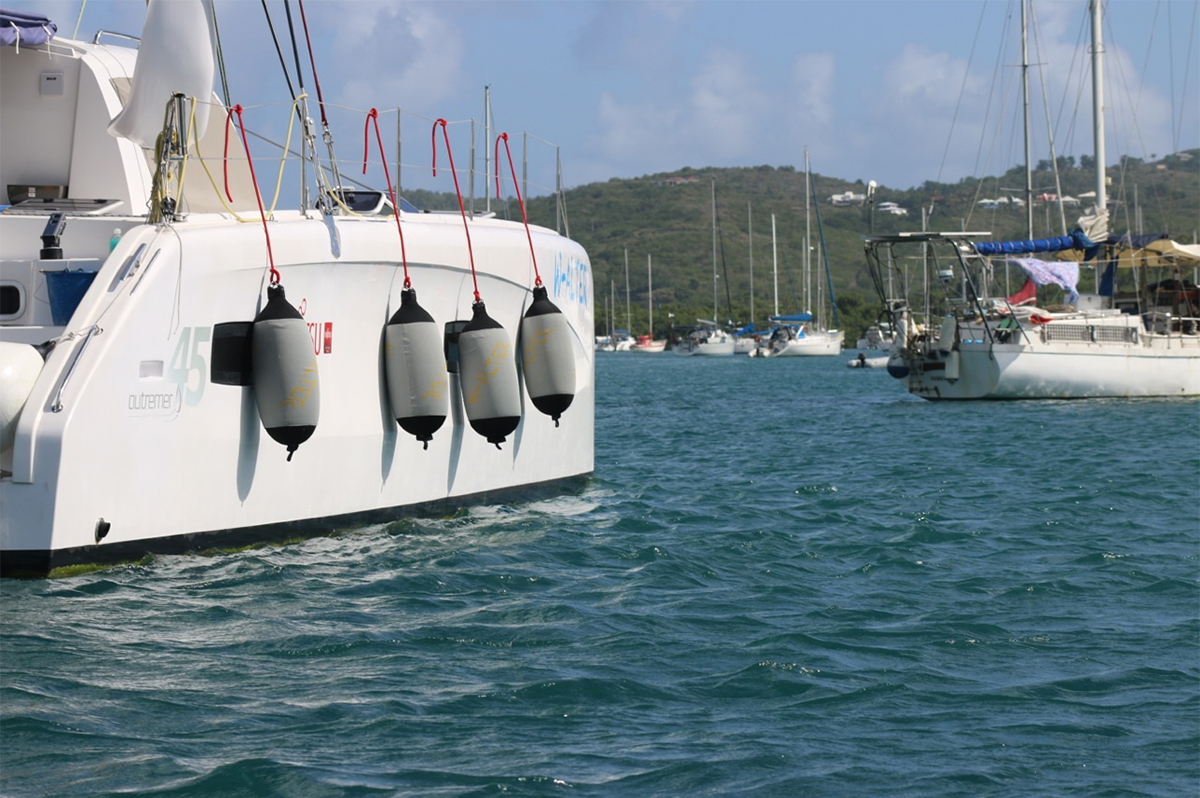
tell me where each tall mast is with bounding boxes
[748,203,755,325]
[711,179,718,323]
[771,213,779,318]
[624,247,631,335]
[1090,0,1107,225]
[804,150,812,314]
[1021,0,1034,238]
[647,254,654,339]
[483,85,491,213]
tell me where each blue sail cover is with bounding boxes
[973,229,1095,256]
[0,9,57,46]
[771,313,812,322]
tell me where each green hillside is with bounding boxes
[415,150,1200,344]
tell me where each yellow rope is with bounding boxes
[157,93,376,221]
[187,101,256,222]
[187,96,300,221]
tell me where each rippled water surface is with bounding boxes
[3,354,1198,797]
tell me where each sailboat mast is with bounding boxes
[1091,0,1107,221]
[610,280,616,339]
[804,150,812,314]
[1021,0,1034,238]
[771,214,779,318]
[624,247,631,335]
[748,203,755,326]
[711,179,718,322]
[484,85,491,214]
[648,254,654,338]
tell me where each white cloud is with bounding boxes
[882,44,980,112]
[690,48,772,158]
[321,2,465,114]
[790,53,835,129]
[590,91,683,170]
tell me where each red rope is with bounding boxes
[227,105,280,287]
[432,119,479,302]
[495,132,540,287]
[295,0,328,128]
[222,110,235,202]
[363,108,410,288]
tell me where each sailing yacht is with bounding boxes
[630,255,665,352]
[673,180,734,356]
[865,0,1199,399]
[764,152,843,357]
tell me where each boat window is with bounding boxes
[0,281,24,319]
[326,188,419,215]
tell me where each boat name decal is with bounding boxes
[551,253,589,308]
[127,388,180,417]
[167,326,210,407]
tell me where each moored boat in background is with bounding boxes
[865,1,1199,400]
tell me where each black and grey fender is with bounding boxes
[457,300,521,448]
[251,284,319,460]
[384,287,448,449]
[519,285,575,426]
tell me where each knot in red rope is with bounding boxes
[431,119,448,176]
[362,108,378,175]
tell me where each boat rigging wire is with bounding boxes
[295,0,343,193]
[937,2,990,185]
[209,0,231,108]
[192,96,300,222]
[808,171,840,328]
[260,0,298,108]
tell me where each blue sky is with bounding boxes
[11,1,1200,198]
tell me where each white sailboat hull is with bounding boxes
[695,339,736,356]
[769,330,843,357]
[734,337,757,354]
[902,321,1200,399]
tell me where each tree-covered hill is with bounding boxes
[413,150,1200,344]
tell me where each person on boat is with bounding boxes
[858,352,867,366]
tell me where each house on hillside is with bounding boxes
[830,191,866,206]
[878,201,907,216]
[657,177,700,186]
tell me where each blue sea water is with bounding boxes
[2,353,1198,797]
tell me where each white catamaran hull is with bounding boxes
[0,215,594,574]
[0,11,594,575]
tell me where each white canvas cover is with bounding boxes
[107,0,216,149]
